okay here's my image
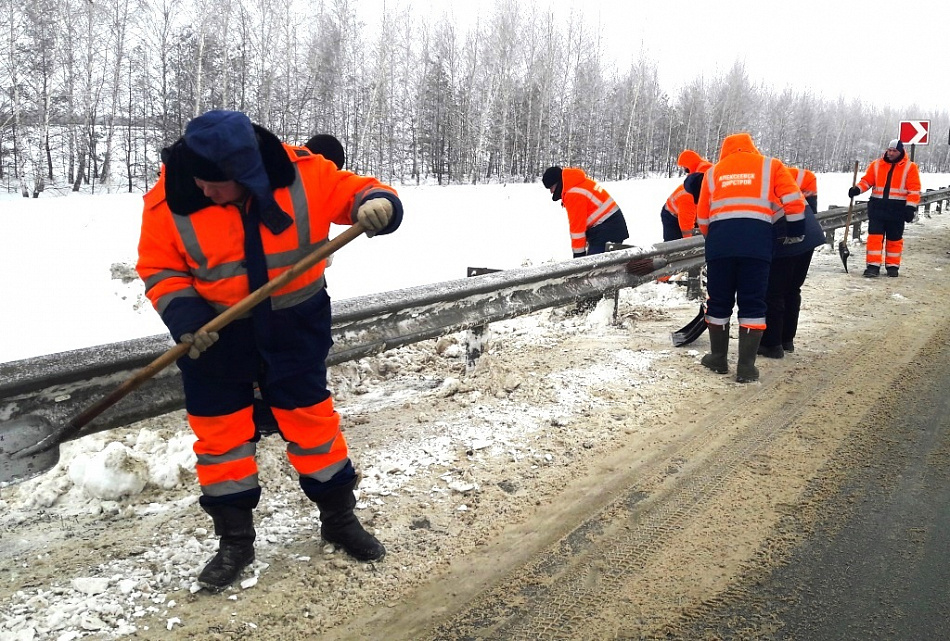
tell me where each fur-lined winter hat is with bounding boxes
[184,110,292,234]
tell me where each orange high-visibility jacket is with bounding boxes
[138,145,397,321]
[665,183,698,234]
[787,167,817,201]
[697,133,806,261]
[787,166,818,212]
[560,167,620,255]
[856,156,921,207]
[677,149,713,174]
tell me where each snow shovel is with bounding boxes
[0,222,369,485]
[838,160,860,273]
[671,301,707,347]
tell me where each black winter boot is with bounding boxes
[782,341,795,353]
[886,266,899,278]
[863,265,880,278]
[736,327,764,383]
[313,478,385,562]
[198,504,256,591]
[701,323,729,374]
[757,343,784,359]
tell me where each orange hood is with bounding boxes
[561,167,588,191]
[677,149,703,173]
[718,133,760,160]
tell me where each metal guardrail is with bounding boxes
[1,187,947,444]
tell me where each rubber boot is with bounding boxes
[757,343,784,359]
[198,504,256,591]
[736,327,764,383]
[700,323,729,374]
[314,478,386,562]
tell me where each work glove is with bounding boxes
[782,235,805,245]
[904,205,916,223]
[356,198,394,237]
[848,186,861,198]
[180,330,219,359]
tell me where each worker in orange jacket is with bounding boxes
[696,133,806,383]
[848,139,921,277]
[677,149,713,175]
[668,150,712,240]
[661,176,700,241]
[541,166,629,257]
[137,110,402,591]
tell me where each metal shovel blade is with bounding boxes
[0,415,61,485]
[838,240,850,273]
[671,303,707,347]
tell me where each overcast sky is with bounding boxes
[365,0,949,115]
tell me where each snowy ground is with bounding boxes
[1,174,949,640]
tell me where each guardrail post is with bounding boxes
[686,265,704,300]
[605,243,635,323]
[464,267,501,372]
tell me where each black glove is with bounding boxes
[848,186,861,198]
[904,205,916,223]
[782,235,805,245]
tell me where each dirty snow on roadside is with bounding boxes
[0,283,686,640]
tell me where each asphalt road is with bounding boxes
[670,335,950,640]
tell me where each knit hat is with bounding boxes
[542,166,563,189]
[184,110,292,234]
[305,133,346,169]
[887,139,904,152]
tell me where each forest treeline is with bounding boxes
[3,0,948,197]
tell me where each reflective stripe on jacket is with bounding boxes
[857,156,921,207]
[560,167,621,255]
[138,145,397,323]
[787,166,817,201]
[665,183,698,234]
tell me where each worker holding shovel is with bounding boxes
[849,139,921,278]
[137,110,403,591]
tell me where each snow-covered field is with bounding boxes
[6,172,947,362]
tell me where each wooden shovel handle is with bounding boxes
[842,161,860,243]
[24,222,368,455]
